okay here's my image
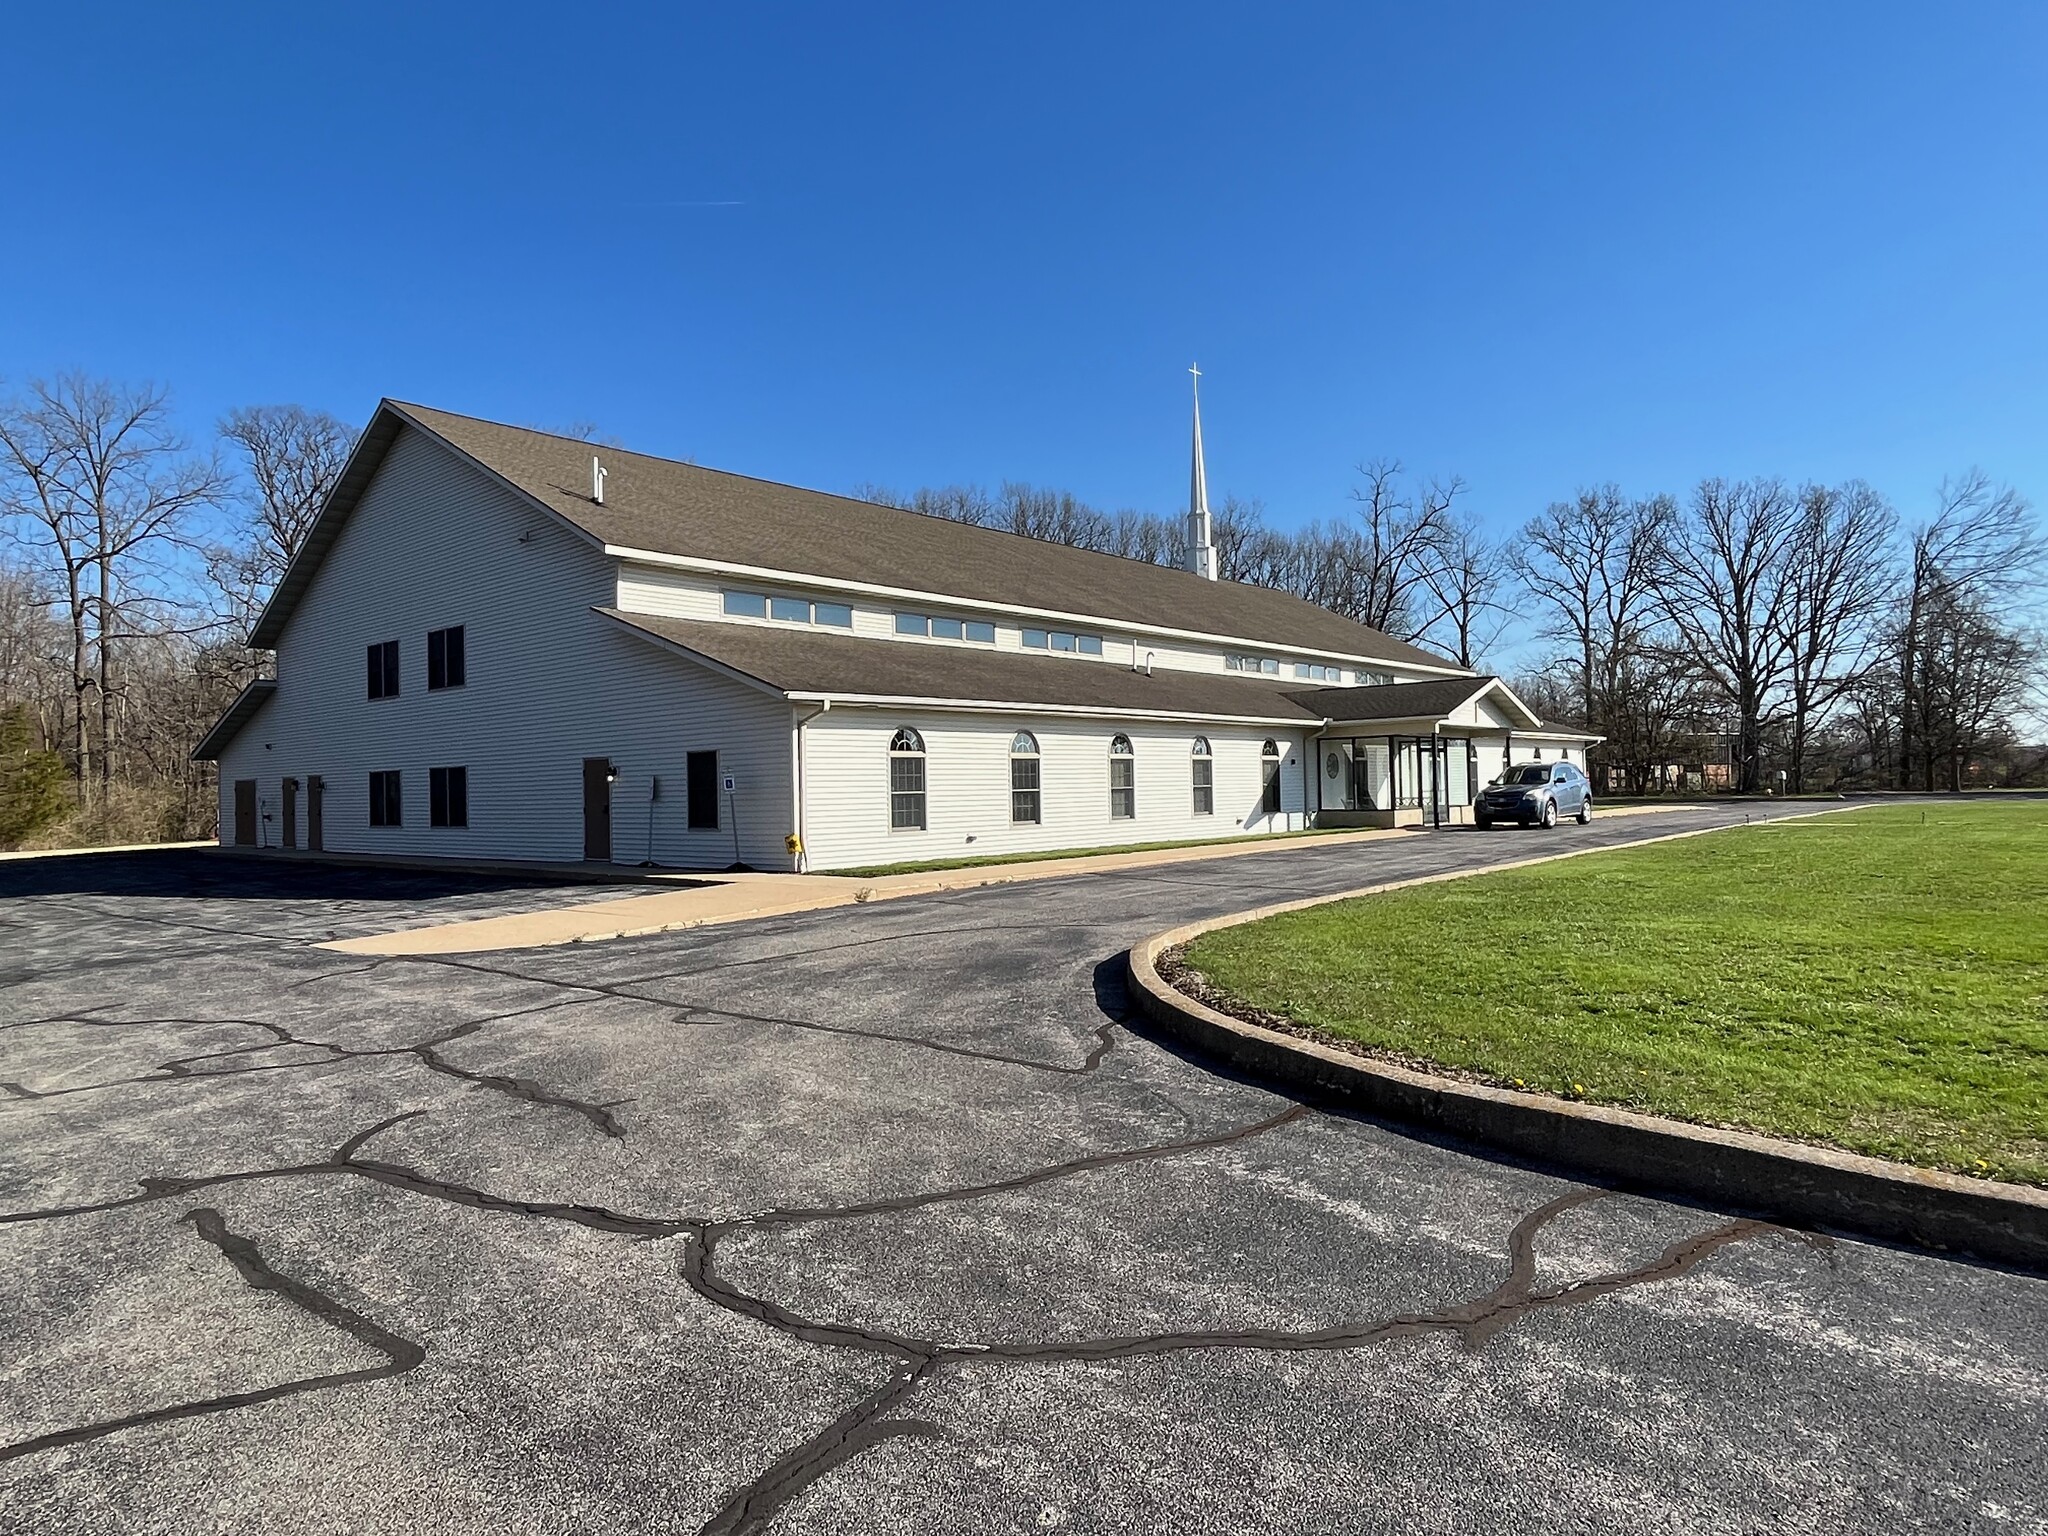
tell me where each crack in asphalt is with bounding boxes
[0,805,1852,1520]
[581,918,1134,988]
[0,1111,696,1236]
[670,1002,1125,1079]
[0,1205,425,1465]
[0,1088,1806,1525]
[0,1000,627,1137]
[695,1364,944,1536]
[685,1180,1806,1533]
[404,949,1130,1079]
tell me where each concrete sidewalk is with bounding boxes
[0,838,216,862]
[319,827,1403,954]
[320,805,1687,956]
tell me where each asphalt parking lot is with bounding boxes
[3,806,2044,1535]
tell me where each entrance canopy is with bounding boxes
[1288,674,1542,735]
[1291,677,1601,828]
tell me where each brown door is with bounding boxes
[281,778,298,849]
[582,758,613,862]
[306,776,323,852]
[232,780,257,846]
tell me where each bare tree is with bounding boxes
[1776,480,1897,790]
[1917,594,2035,790]
[856,482,1003,528]
[993,482,1112,549]
[874,478,1194,567]
[1502,666,1581,723]
[1600,635,1721,793]
[1414,511,1511,669]
[1896,471,2047,789]
[0,559,64,733]
[1342,459,1459,637]
[1211,494,1282,583]
[1657,478,1804,792]
[211,405,356,669]
[0,376,227,806]
[1105,506,1177,564]
[1507,486,1670,747]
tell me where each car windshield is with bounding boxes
[1498,766,1550,785]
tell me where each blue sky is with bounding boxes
[4,4,2044,546]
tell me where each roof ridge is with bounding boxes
[383,399,1462,672]
[390,399,1306,587]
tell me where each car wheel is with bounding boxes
[1475,815,1492,830]
[1540,798,1558,829]
[1577,797,1592,825]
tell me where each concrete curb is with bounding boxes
[1126,809,2048,1271]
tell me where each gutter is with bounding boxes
[605,545,1472,679]
[782,691,1317,730]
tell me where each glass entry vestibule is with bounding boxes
[1321,734,1478,828]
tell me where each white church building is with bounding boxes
[197,387,1596,872]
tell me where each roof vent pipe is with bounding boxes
[591,457,607,505]
[1144,651,1155,677]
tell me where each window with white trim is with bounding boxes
[1023,628,1103,655]
[1191,737,1213,816]
[889,728,927,829]
[1261,739,1283,815]
[896,612,997,643]
[723,590,853,628]
[1010,731,1041,824]
[1109,733,1136,820]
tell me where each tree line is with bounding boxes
[869,464,2047,795]
[0,375,353,847]
[2,370,2042,851]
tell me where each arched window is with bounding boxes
[1109,734,1136,820]
[1191,736,1214,816]
[1010,731,1041,824]
[889,727,926,829]
[1260,739,1283,816]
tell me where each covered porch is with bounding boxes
[1294,677,1600,829]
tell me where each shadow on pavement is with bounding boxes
[0,848,606,904]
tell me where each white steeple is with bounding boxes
[1185,363,1218,580]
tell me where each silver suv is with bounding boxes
[1475,761,1592,829]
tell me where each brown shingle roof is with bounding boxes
[598,610,1324,723]
[382,402,1460,669]
[1283,675,1540,728]
[191,679,277,761]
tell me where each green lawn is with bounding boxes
[1180,804,2048,1185]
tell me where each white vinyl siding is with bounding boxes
[797,711,1309,870]
[613,563,1441,683]
[216,427,793,867]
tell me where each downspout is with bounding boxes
[793,699,830,872]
